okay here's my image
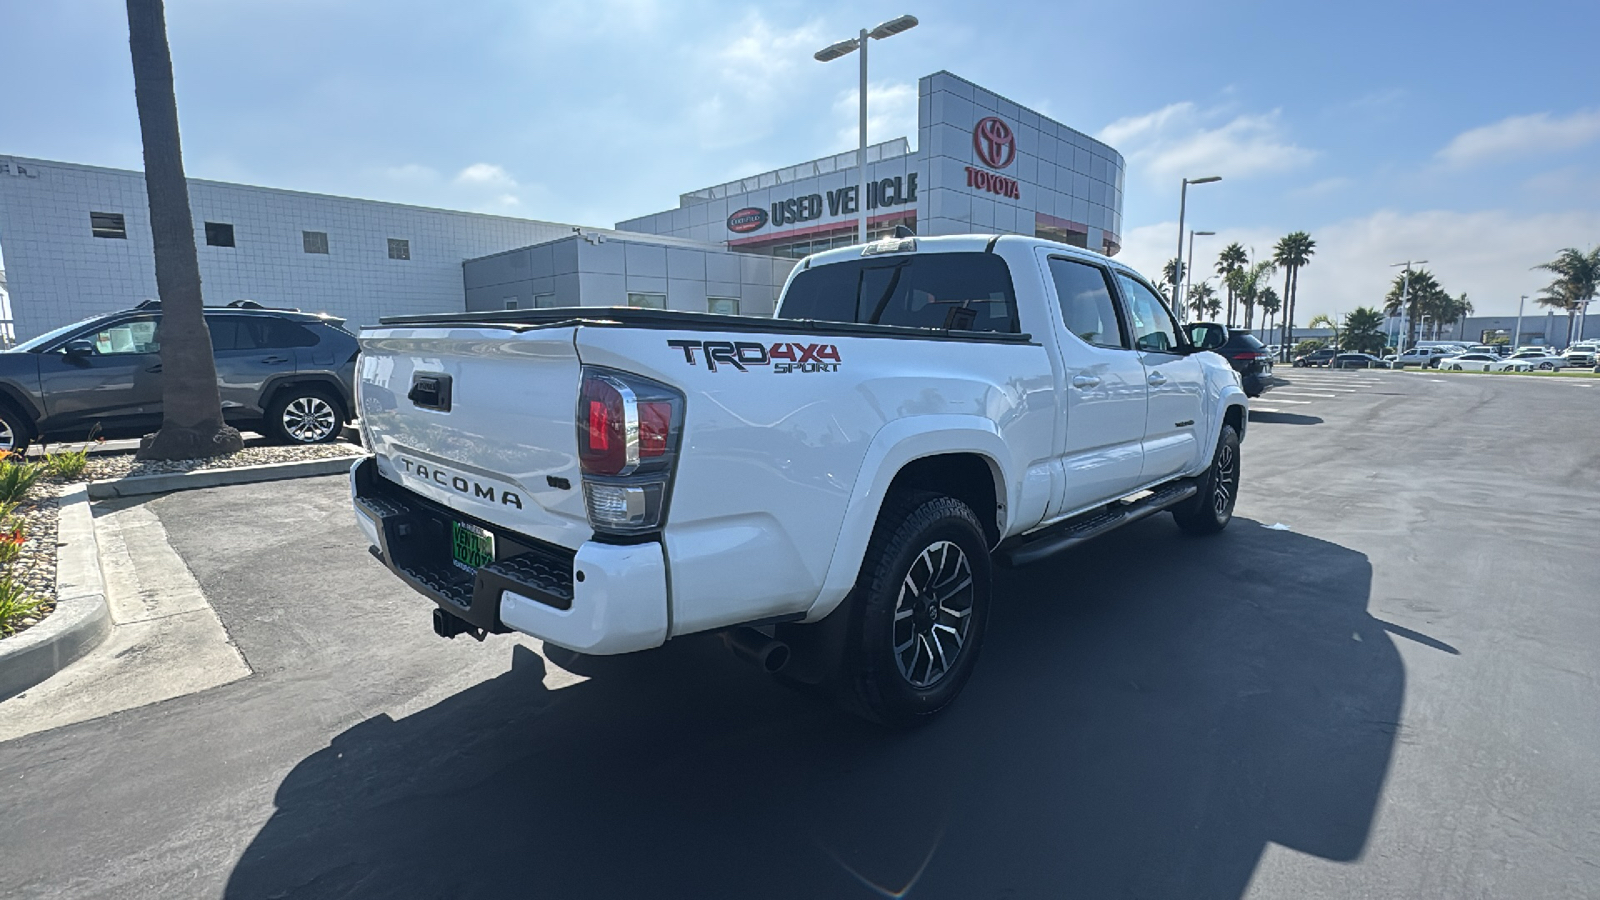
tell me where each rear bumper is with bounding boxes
[349,457,668,655]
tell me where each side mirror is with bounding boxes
[1187,323,1227,352]
[63,339,95,356]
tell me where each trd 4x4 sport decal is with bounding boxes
[668,339,841,373]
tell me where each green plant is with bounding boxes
[1292,339,1327,357]
[0,457,44,505]
[44,445,92,480]
[0,559,41,636]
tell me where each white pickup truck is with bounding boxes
[350,234,1248,725]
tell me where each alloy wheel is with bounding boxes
[892,540,974,689]
[1213,441,1237,516]
[282,396,337,442]
[0,420,15,453]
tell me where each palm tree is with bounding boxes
[1273,232,1316,360]
[1162,257,1181,296]
[1236,260,1275,331]
[1187,281,1217,321]
[1533,247,1600,347]
[126,0,241,460]
[1341,306,1386,354]
[1384,269,1443,349]
[1258,287,1281,340]
[1309,312,1340,350]
[1216,243,1248,327]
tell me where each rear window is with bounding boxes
[1224,331,1266,350]
[778,253,1019,333]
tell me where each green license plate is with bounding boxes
[451,521,495,572]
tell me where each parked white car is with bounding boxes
[1563,342,1598,367]
[1439,352,1503,372]
[1502,349,1567,370]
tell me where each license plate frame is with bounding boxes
[450,520,495,572]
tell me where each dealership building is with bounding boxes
[0,71,1125,340]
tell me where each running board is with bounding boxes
[997,482,1199,568]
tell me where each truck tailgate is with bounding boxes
[357,326,590,549]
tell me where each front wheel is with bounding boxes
[1173,423,1240,535]
[0,405,31,456]
[840,492,991,728]
[1538,362,1554,371]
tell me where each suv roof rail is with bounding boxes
[136,299,161,309]
[227,299,302,312]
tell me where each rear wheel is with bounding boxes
[1173,424,1240,535]
[266,386,344,444]
[1538,362,1554,371]
[839,492,991,728]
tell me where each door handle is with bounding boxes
[145,364,162,374]
[1147,372,1168,386]
[261,356,290,364]
[1071,374,1102,389]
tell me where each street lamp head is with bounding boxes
[1186,175,1222,185]
[813,38,860,62]
[1193,230,1216,236]
[868,14,919,39]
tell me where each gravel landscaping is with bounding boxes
[0,441,363,640]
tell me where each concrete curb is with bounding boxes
[85,455,362,500]
[0,484,112,702]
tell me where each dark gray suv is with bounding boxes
[0,300,358,453]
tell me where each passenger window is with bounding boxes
[1048,257,1127,349]
[1116,273,1181,354]
[206,317,243,352]
[85,318,160,355]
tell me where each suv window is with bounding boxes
[1223,331,1266,351]
[778,253,1019,333]
[84,317,160,355]
[1047,257,1126,349]
[1114,272,1181,353]
[208,315,320,351]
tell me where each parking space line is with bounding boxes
[1259,397,1313,404]
[1271,391,1338,398]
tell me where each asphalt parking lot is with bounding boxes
[2,371,1598,899]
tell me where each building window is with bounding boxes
[204,222,235,247]
[504,298,519,310]
[627,293,666,309]
[707,297,739,316]
[90,212,127,239]
[533,293,557,309]
[388,238,410,260]
[302,231,329,254]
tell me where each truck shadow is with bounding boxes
[225,518,1408,899]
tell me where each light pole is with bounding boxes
[1183,229,1214,322]
[815,15,919,245]
[1513,294,1526,349]
[1173,175,1221,317]
[1390,259,1427,352]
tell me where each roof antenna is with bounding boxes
[893,224,916,238]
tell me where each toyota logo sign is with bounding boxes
[972,117,1016,170]
[726,207,769,233]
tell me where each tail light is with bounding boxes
[1231,352,1267,361]
[577,367,684,536]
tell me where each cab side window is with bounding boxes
[1047,257,1127,349]
[1116,273,1181,354]
[84,317,160,355]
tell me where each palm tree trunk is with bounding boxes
[127,0,242,460]
[1280,266,1293,360]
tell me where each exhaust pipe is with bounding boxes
[722,628,790,674]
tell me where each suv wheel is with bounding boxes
[0,405,30,456]
[1173,423,1240,535]
[267,387,344,444]
[840,492,991,728]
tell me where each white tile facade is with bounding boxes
[0,156,577,339]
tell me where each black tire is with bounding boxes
[1173,424,1240,536]
[0,404,31,456]
[265,385,345,445]
[838,491,991,728]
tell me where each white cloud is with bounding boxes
[1119,209,1600,322]
[1437,109,1600,167]
[380,163,439,183]
[454,163,516,188]
[686,13,826,150]
[1099,102,1315,182]
[832,81,918,150]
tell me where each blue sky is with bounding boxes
[3,0,1598,318]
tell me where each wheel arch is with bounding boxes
[805,418,1015,623]
[0,384,41,438]
[261,374,352,421]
